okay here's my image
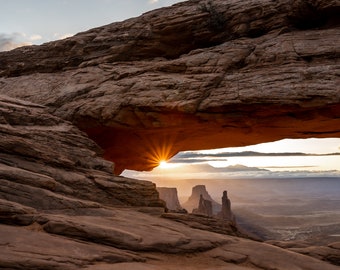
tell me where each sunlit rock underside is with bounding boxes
[0,0,339,174]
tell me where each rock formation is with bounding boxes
[1,0,340,268]
[268,241,340,266]
[156,187,183,211]
[2,95,339,269]
[183,185,221,214]
[0,0,339,173]
[217,190,234,221]
[193,194,213,217]
[0,95,164,210]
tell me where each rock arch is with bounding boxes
[0,0,339,174]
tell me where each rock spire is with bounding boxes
[217,190,234,221]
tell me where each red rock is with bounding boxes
[0,0,339,173]
[0,0,339,266]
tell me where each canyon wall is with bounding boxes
[0,95,163,208]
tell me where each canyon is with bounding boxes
[0,0,339,269]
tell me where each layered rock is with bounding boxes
[0,0,340,267]
[0,0,339,173]
[2,96,339,269]
[1,94,339,269]
[268,241,340,266]
[0,95,163,209]
[156,187,183,211]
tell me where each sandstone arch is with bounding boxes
[0,0,339,174]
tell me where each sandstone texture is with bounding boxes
[0,95,164,210]
[0,0,339,173]
[268,240,340,266]
[1,95,339,269]
[1,0,340,268]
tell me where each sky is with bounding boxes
[0,0,184,51]
[123,138,340,180]
[1,1,340,180]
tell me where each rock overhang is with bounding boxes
[0,0,339,174]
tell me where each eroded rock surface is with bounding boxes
[0,95,163,209]
[268,240,340,266]
[1,95,339,269]
[0,0,340,268]
[0,0,339,173]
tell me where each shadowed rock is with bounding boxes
[0,0,339,173]
[0,0,340,268]
[0,95,164,209]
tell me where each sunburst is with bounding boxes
[143,133,178,170]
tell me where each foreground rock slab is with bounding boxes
[1,209,339,270]
[0,224,143,270]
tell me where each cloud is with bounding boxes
[29,34,42,41]
[171,150,340,163]
[126,163,270,180]
[0,33,32,52]
[123,164,340,181]
[169,158,222,164]
[53,33,74,40]
[148,0,159,4]
[262,165,317,169]
[186,163,268,173]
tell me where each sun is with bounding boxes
[158,160,170,169]
[156,159,182,170]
